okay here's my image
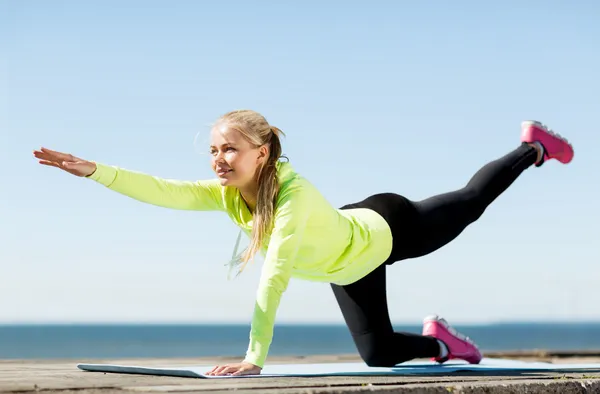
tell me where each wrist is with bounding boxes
[243,356,264,369]
[85,164,97,177]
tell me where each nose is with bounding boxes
[213,149,225,162]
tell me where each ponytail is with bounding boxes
[239,126,285,270]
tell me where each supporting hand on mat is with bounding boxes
[205,362,262,376]
[33,147,97,177]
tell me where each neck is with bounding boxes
[239,184,259,213]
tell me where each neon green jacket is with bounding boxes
[87,160,393,367]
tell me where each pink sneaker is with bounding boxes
[521,120,574,166]
[422,315,482,364]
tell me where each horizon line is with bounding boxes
[2,320,600,326]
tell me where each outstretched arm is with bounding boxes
[88,162,224,211]
[34,147,224,211]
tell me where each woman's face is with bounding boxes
[209,123,267,189]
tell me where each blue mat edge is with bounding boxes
[76,358,600,379]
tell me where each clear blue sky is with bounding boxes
[3,0,599,324]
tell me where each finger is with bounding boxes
[40,147,77,162]
[215,366,235,376]
[39,147,66,159]
[218,366,234,375]
[34,150,63,163]
[207,365,226,376]
[33,150,56,161]
[205,366,219,375]
[39,158,76,169]
[39,160,62,168]
[40,147,65,155]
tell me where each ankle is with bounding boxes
[438,339,449,358]
[528,142,544,164]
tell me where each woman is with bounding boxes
[33,110,574,376]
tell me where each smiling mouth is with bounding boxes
[217,169,233,175]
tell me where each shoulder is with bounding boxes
[276,161,313,201]
[272,161,318,225]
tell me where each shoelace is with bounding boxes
[539,122,571,145]
[442,319,478,346]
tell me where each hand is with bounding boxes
[33,147,97,177]
[205,362,262,376]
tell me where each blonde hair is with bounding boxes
[215,109,286,271]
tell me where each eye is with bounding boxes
[226,147,236,152]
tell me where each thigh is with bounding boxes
[330,264,393,335]
[406,188,483,258]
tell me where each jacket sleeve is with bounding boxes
[242,187,310,368]
[87,162,225,211]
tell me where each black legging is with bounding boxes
[334,143,539,367]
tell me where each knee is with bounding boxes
[362,352,397,368]
[357,338,398,368]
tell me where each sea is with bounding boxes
[2,323,600,360]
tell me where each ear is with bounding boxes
[257,144,269,164]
